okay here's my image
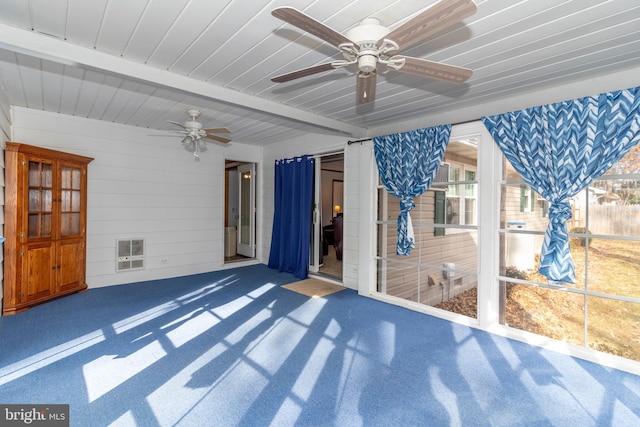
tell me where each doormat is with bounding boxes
[282,278,346,298]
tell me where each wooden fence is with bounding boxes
[573,205,640,236]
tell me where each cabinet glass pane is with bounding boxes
[29,189,41,211]
[60,213,81,236]
[43,189,52,212]
[41,214,52,237]
[61,167,71,188]
[28,162,53,187]
[71,190,80,212]
[61,190,71,211]
[61,166,81,189]
[71,213,80,234]
[42,164,52,187]
[28,213,52,237]
[29,162,41,185]
[61,213,70,235]
[72,168,81,190]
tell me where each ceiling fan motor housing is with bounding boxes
[345,18,391,73]
[184,120,203,130]
[345,18,390,43]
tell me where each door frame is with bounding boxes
[236,162,256,258]
[309,151,344,279]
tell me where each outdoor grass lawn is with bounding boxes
[579,238,640,360]
[431,235,640,361]
[510,238,640,361]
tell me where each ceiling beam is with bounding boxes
[0,23,367,137]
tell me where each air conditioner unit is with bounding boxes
[433,163,450,183]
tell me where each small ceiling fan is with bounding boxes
[167,109,232,159]
[271,0,476,104]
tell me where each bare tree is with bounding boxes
[615,143,640,205]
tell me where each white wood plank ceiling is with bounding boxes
[0,0,639,146]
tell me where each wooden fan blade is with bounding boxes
[380,0,477,51]
[393,55,472,83]
[167,120,187,129]
[356,71,377,104]
[206,134,231,144]
[272,62,336,83]
[203,127,231,134]
[272,7,355,48]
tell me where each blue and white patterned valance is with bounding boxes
[483,86,640,284]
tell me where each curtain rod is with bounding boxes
[347,119,479,145]
[347,137,372,145]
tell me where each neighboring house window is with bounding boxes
[539,197,549,217]
[434,190,446,237]
[520,185,535,213]
[444,163,477,226]
[433,163,477,234]
[446,165,460,224]
[464,170,477,225]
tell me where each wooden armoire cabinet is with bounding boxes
[3,142,93,315]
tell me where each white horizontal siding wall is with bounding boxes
[11,107,261,288]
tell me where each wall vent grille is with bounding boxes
[117,239,145,271]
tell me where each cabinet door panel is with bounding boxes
[24,243,55,302]
[58,239,83,292]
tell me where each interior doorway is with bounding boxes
[225,160,256,263]
[310,153,344,280]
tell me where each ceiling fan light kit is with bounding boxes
[271,0,477,104]
[163,109,232,159]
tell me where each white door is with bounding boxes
[237,163,255,257]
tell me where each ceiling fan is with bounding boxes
[167,109,232,159]
[271,0,476,104]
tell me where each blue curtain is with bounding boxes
[374,125,452,255]
[268,155,314,279]
[483,86,640,284]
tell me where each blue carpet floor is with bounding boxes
[1,264,640,426]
